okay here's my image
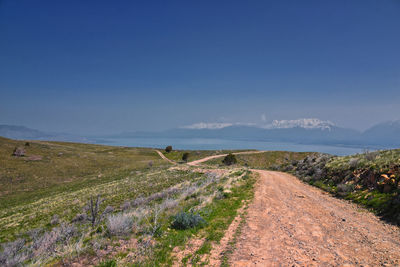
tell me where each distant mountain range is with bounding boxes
[105,119,400,148]
[0,125,90,143]
[1,119,399,148]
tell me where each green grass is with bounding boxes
[220,210,247,267]
[0,167,200,242]
[326,148,400,172]
[205,151,315,169]
[345,190,393,213]
[148,171,256,266]
[0,136,259,266]
[162,149,252,163]
[310,180,336,193]
[0,137,166,210]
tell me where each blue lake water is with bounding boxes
[96,137,369,156]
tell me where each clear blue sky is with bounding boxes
[1,0,399,134]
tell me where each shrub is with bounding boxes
[103,205,114,214]
[222,153,237,166]
[50,214,59,225]
[71,213,87,223]
[33,224,77,257]
[349,158,359,169]
[364,150,378,161]
[0,239,28,266]
[182,152,189,162]
[106,213,133,236]
[165,146,172,153]
[121,201,131,211]
[132,196,147,207]
[159,198,179,210]
[336,183,353,193]
[171,211,206,230]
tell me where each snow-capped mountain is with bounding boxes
[181,122,234,130]
[120,118,361,146]
[267,118,335,130]
[2,119,399,148]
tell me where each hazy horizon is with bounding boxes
[1,1,399,135]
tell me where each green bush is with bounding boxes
[182,152,189,162]
[171,211,206,230]
[165,146,172,153]
[222,153,237,166]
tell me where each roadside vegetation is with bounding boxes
[273,149,400,224]
[0,137,255,266]
[161,149,250,164]
[206,151,315,168]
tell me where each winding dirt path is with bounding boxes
[155,150,177,165]
[230,170,400,266]
[156,151,400,266]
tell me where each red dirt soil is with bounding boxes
[229,170,400,266]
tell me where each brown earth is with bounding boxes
[230,170,400,266]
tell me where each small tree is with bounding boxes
[182,152,189,162]
[165,146,172,153]
[222,153,237,166]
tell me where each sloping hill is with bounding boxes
[0,136,164,210]
[362,120,400,146]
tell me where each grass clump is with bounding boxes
[171,211,206,230]
[106,213,134,236]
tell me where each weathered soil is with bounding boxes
[230,170,400,266]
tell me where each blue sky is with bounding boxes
[1,0,399,134]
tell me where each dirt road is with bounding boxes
[156,151,400,266]
[155,150,177,165]
[230,170,400,266]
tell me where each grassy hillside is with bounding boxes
[0,137,165,210]
[161,149,253,163]
[205,151,316,169]
[280,149,400,224]
[0,137,255,266]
